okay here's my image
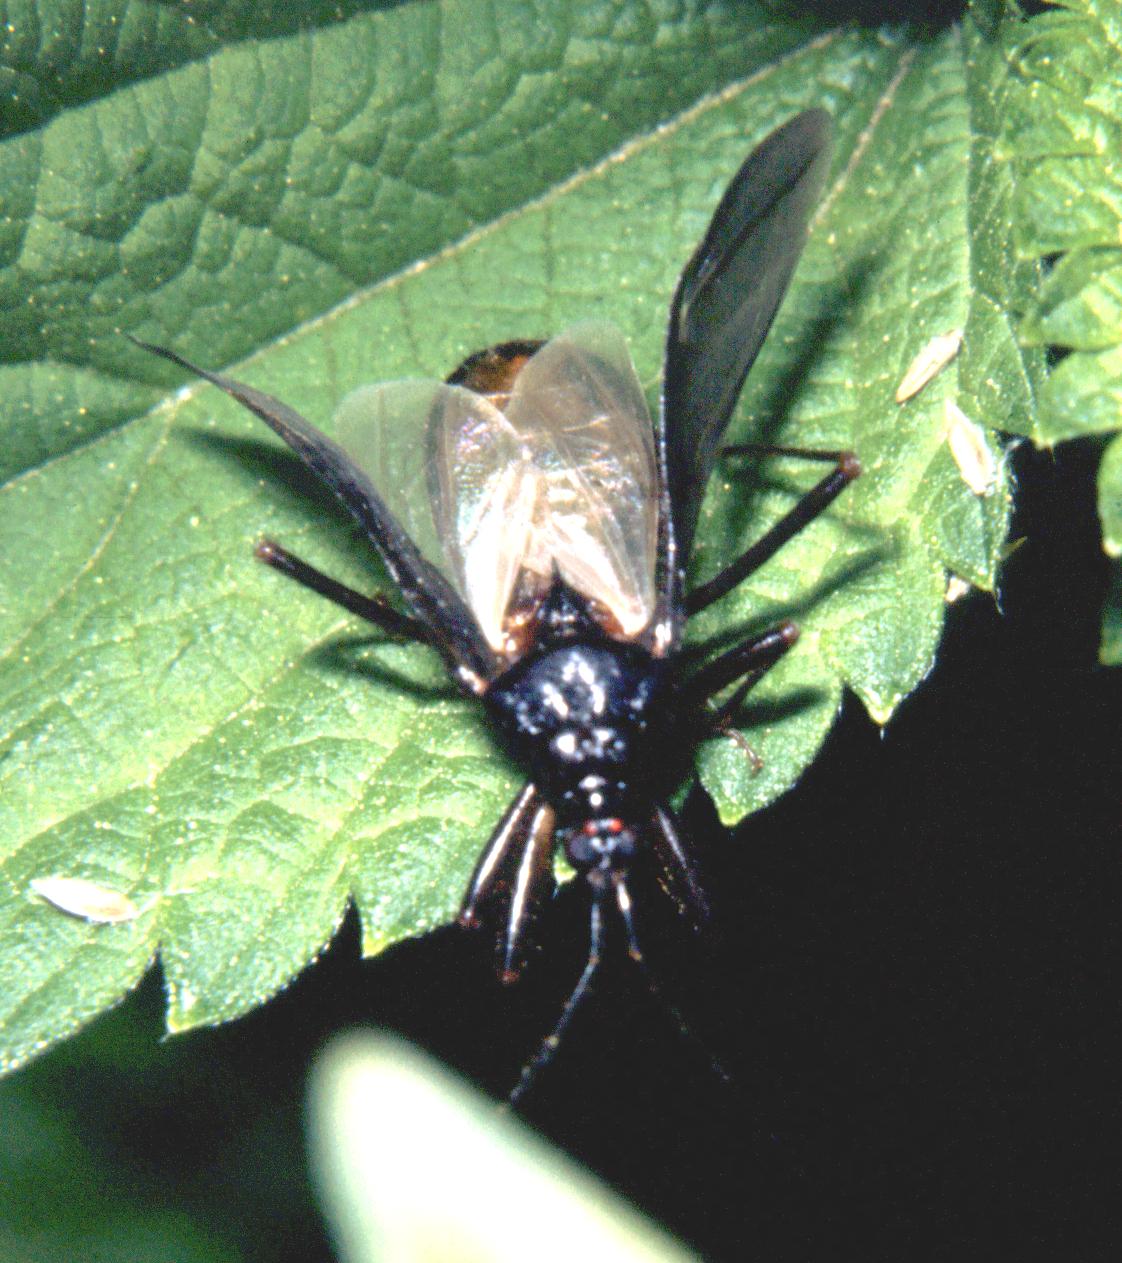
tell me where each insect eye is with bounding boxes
[562,817,635,869]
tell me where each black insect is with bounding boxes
[132,109,859,1102]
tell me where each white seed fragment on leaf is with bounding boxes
[944,399,997,496]
[894,329,964,402]
[945,575,972,604]
[30,875,140,924]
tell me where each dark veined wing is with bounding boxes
[660,109,833,562]
[337,322,659,656]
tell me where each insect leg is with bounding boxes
[498,799,557,985]
[685,621,799,706]
[685,448,860,616]
[706,676,766,770]
[650,805,710,929]
[683,623,799,772]
[507,885,605,1109]
[458,783,543,929]
[612,872,732,1089]
[255,539,432,642]
[725,442,855,460]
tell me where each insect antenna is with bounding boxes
[611,871,734,1093]
[506,885,607,1109]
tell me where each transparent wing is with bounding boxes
[435,321,659,648]
[333,379,530,655]
[506,323,658,630]
[334,322,659,654]
[425,383,539,653]
[335,378,506,568]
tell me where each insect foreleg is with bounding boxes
[650,806,710,928]
[507,887,606,1108]
[458,784,542,924]
[684,447,860,616]
[497,802,556,984]
[254,538,431,642]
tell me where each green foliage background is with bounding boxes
[0,0,1071,1067]
[1004,0,1122,660]
[1,0,1120,1258]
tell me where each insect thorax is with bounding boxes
[483,633,682,840]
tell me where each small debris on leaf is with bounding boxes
[30,875,140,924]
[944,399,998,497]
[895,330,963,403]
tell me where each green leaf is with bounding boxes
[1001,0,1122,656]
[1101,561,1122,664]
[1100,432,1122,663]
[1021,248,1122,353]
[1,4,1028,1071]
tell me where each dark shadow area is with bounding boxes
[186,425,400,578]
[735,686,831,730]
[307,637,455,699]
[684,539,888,661]
[186,430,355,518]
[773,0,967,26]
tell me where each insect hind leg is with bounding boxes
[255,538,431,643]
[685,445,860,616]
[683,621,800,773]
